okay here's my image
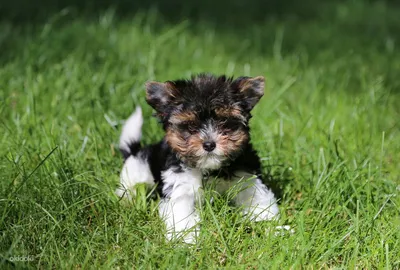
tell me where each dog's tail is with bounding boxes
[119,106,143,159]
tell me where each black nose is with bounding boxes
[203,141,216,152]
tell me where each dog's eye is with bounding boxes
[179,121,198,134]
[221,120,242,135]
[187,125,197,134]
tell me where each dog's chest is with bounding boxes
[201,168,254,194]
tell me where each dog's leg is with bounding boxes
[159,167,202,244]
[231,171,279,221]
[116,155,155,200]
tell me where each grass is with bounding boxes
[1,0,400,268]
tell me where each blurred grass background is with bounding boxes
[0,0,399,268]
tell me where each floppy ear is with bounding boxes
[145,81,177,113]
[232,76,265,111]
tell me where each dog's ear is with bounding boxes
[232,76,265,111]
[145,81,177,113]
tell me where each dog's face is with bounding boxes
[145,74,264,170]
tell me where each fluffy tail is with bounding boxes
[119,106,143,159]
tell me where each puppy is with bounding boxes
[116,74,279,243]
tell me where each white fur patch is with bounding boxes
[119,106,143,153]
[159,167,202,244]
[230,171,280,221]
[199,121,219,142]
[115,155,155,200]
[196,154,224,170]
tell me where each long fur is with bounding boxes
[116,74,279,243]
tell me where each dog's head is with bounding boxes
[145,74,264,170]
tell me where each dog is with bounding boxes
[116,74,279,243]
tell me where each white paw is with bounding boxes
[166,227,199,244]
[266,225,295,236]
[244,204,280,222]
[115,187,133,200]
[182,230,198,244]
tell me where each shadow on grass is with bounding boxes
[1,0,399,61]
[0,1,399,92]
[1,0,400,56]
[1,0,344,24]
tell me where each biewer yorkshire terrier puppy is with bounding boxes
[116,74,279,243]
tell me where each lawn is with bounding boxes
[1,0,399,268]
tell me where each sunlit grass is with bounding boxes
[1,1,399,268]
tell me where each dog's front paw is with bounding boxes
[166,226,199,244]
[243,203,280,222]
